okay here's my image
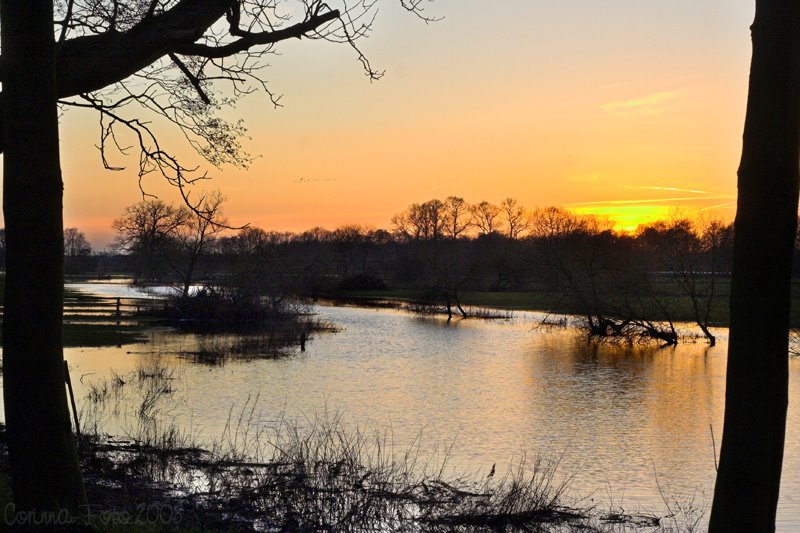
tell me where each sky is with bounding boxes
[51,1,755,247]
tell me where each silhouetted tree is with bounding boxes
[709,3,799,529]
[659,216,727,346]
[112,198,192,280]
[471,200,502,235]
[391,200,447,241]
[529,206,584,239]
[221,226,270,255]
[500,197,529,239]
[443,196,472,239]
[64,227,93,273]
[300,226,333,243]
[64,228,92,258]
[1,0,86,511]
[169,191,228,296]
[330,224,374,278]
[112,194,227,294]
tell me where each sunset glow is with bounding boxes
[48,1,755,246]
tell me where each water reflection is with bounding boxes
[0,296,798,530]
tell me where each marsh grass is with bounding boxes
[74,383,708,532]
[408,302,514,321]
[80,405,591,531]
[465,306,514,320]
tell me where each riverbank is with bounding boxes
[321,281,800,329]
[0,276,150,348]
[319,287,731,326]
[0,277,332,350]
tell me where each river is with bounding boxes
[6,281,800,530]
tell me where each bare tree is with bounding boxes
[422,199,447,241]
[529,206,584,239]
[64,227,92,258]
[500,197,529,239]
[390,210,415,241]
[666,216,728,346]
[112,193,226,294]
[443,196,472,239]
[169,190,228,297]
[223,225,270,255]
[300,226,333,243]
[64,227,93,273]
[112,198,192,280]
[391,199,447,240]
[471,201,502,235]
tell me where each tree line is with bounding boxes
[391,197,533,240]
[102,196,744,345]
[0,194,752,349]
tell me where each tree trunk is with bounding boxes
[1,1,87,511]
[709,2,800,530]
[699,323,716,347]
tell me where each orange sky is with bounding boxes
[48,1,755,247]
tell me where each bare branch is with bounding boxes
[169,52,211,104]
[172,9,341,58]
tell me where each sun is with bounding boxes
[569,205,677,233]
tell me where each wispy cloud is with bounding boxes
[622,185,710,195]
[700,202,735,212]
[601,91,680,115]
[565,195,734,207]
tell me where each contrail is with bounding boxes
[566,195,734,207]
[622,185,711,195]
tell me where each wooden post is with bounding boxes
[63,360,81,445]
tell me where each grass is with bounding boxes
[72,390,692,532]
[407,301,515,320]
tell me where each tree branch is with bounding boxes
[172,10,341,58]
[168,52,210,104]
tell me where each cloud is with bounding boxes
[601,91,680,115]
[700,202,735,212]
[565,195,734,207]
[622,185,710,195]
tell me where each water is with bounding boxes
[8,282,800,530]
